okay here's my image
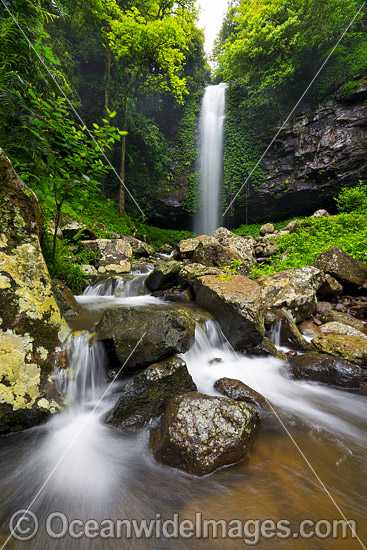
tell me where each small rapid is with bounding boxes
[0,273,366,549]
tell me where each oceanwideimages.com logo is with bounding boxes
[8,510,358,545]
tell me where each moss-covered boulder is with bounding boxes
[151,392,261,476]
[312,334,367,366]
[96,306,195,368]
[0,149,67,433]
[258,267,325,323]
[314,247,367,286]
[177,235,217,259]
[193,274,265,349]
[146,260,183,291]
[105,357,196,430]
[288,352,367,388]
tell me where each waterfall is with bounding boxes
[195,83,227,236]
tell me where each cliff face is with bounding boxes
[231,91,367,225]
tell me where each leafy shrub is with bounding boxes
[335,181,367,213]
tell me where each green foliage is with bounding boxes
[135,224,194,248]
[217,258,243,280]
[174,91,202,214]
[234,218,300,238]
[251,212,367,279]
[335,181,367,213]
[42,233,91,294]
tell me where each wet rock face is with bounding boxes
[288,352,367,388]
[214,378,268,411]
[151,392,261,476]
[267,309,312,351]
[95,306,195,368]
[320,309,365,332]
[193,274,265,349]
[146,260,183,291]
[314,247,367,287]
[0,149,66,433]
[105,357,196,430]
[258,267,325,323]
[232,98,367,224]
[51,279,82,319]
[80,239,132,274]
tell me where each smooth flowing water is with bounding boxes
[0,275,366,549]
[195,83,227,236]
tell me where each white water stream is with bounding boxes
[195,83,227,236]
[0,274,366,549]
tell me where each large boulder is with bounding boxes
[288,352,367,388]
[0,149,67,433]
[146,260,183,291]
[80,239,132,274]
[105,357,196,430]
[120,235,155,258]
[314,247,367,286]
[178,263,223,287]
[312,334,367,366]
[259,223,275,236]
[319,321,367,338]
[193,274,265,349]
[320,309,365,332]
[96,306,195,368]
[151,392,261,476]
[258,267,325,323]
[192,241,246,272]
[177,235,218,259]
[317,274,343,297]
[213,227,257,267]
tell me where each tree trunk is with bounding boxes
[119,99,128,215]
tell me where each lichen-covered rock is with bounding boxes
[317,274,343,297]
[213,227,257,267]
[319,321,367,338]
[178,263,223,287]
[105,357,196,430]
[247,337,285,359]
[311,209,330,218]
[193,274,265,349]
[80,239,132,274]
[258,267,325,323]
[192,240,245,272]
[0,149,66,432]
[177,235,218,259]
[259,223,275,236]
[146,260,183,291]
[288,352,367,388]
[312,334,367,366]
[314,247,367,286]
[96,306,195,368]
[214,378,268,411]
[51,280,82,319]
[151,392,261,476]
[320,309,365,332]
[121,235,155,258]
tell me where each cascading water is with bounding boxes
[0,274,366,549]
[195,83,227,236]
